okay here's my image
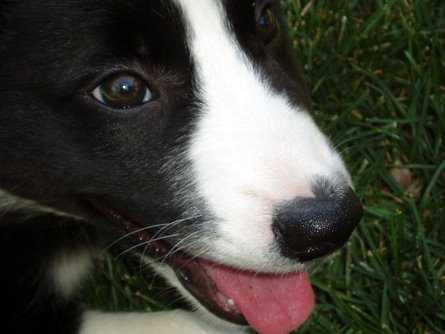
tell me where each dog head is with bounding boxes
[0,1,363,333]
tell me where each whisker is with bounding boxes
[115,233,180,259]
[158,230,204,266]
[142,238,213,289]
[176,243,212,268]
[138,214,202,270]
[150,214,202,241]
[106,223,175,250]
[165,236,212,261]
[138,215,202,261]
[106,215,201,249]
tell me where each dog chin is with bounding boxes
[148,260,249,333]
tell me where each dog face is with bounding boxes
[0,1,362,333]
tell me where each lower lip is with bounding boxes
[174,259,248,325]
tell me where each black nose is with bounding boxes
[272,186,363,262]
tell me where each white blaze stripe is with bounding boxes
[175,0,349,269]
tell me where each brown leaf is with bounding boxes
[390,166,423,200]
[406,179,423,200]
[390,167,413,190]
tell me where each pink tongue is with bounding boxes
[203,263,315,334]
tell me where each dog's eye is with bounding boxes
[91,74,153,109]
[256,6,278,44]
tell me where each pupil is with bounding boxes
[259,14,269,28]
[100,74,148,108]
[114,77,135,96]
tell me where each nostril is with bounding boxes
[272,187,363,261]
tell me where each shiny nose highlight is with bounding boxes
[272,186,363,262]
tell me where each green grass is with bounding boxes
[87,1,445,333]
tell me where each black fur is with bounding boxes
[0,1,310,332]
[0,212,102,333]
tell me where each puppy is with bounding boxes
[0,1,363,333]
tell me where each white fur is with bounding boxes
[174,0,350,271]
[52,251,93,298]
[80,310,245,334]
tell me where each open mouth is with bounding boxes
[90,202,315,334]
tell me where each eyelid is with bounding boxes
[255,0,276,19]
[82,66,148,94]
[85,68,157,95]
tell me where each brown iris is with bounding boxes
[91,73,152,109]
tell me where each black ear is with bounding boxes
[0,1,6,35]
[0,1,14,54]
[0,13,5,55]
[0,0,14,30]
